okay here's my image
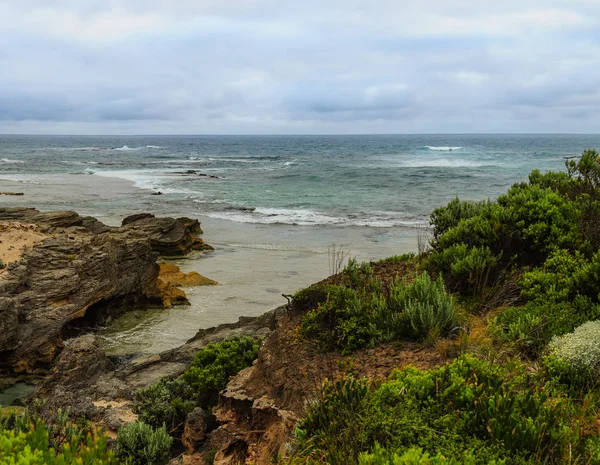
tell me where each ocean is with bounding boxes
[1,134,598,354]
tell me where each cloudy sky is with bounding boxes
[1,0,599,134]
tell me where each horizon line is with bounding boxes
[2,132,600,137]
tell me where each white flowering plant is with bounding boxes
[545,320,600,391]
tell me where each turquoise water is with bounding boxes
[2,134,597,228]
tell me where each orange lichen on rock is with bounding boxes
[159,263,218,287]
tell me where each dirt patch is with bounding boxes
[0,222,49,276]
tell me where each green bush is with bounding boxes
[388,273,460,339]
[425,152,600,303]
[117,421,172,465]
[299,285,381,353]
[430,197,491,242]
[133,377,196,433]
[292,355,577,465]
[133,336,260,441]
[357,444,492,465]
[491,297,600,358]
[377,253,416,265]
[298,269,459,353]
[0,419,119,465]
[182,336,261,405]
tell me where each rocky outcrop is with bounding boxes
[121,214,214,256]
[183,408,209,453]
[32,310,279,431]
[0,207,213,377]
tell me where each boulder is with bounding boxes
[183,408,209,453]
[121,216,213,256]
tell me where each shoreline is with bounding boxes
[0,176,419,355]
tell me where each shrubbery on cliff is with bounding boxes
[133,336,260,441]
[288,150,600,465]
[291,355,598,465]
[425,149,600,357]
[297,259,461,353]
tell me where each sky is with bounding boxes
[1,0,600,134]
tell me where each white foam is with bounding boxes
[1,158,25,163]
[204,207,422,228]
[92,169,198,195]
[0,173,44,183]
[423,146,463,151]
[146,145,164,149]
[209,157,262,163]
[93,169,158,190]
[113,145,142,151]
[401,158,486,168]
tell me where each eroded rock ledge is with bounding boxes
[0,207,213,379]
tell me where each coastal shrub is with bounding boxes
[357,444,482,465]
[426,244,500,294]
[388,273,460,340]
[0,419,119,465]
[377,253,416,264]
[496,184,581,258]
[117,421,172,465]
[425,153,600,301]
[544,321,600,391]
[133,377,196,434]
[491,297,600,358]
[182,336,261,405]
[299,285,381,353]
[299,269,460,352]
[344,258,375,289]
[292,355,578,465]
[133,336,260,444]
[292,284,330,313]
[430,197,491,242]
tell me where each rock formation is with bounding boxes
[0,207,213,378]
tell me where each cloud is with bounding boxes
[0,1,599,133]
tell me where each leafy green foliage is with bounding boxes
[291,355,586,465]
[182,336,260,405]
[377,253,416,264]
[426,151,600,295]
[425,150,600,358]
[430,197,491,242]
[133,377,196,434]
[0,416,119,465]
[298,261,460,353]
[357,444,494,465]
[388,273,459,339]
[117,421,172,465]
[133,336,260,443]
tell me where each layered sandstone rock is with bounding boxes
[0,207,213,377]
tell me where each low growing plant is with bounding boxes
[117,421,172,465]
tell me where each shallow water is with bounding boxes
[0,383,35,406]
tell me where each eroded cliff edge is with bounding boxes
[0,207,213,380]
